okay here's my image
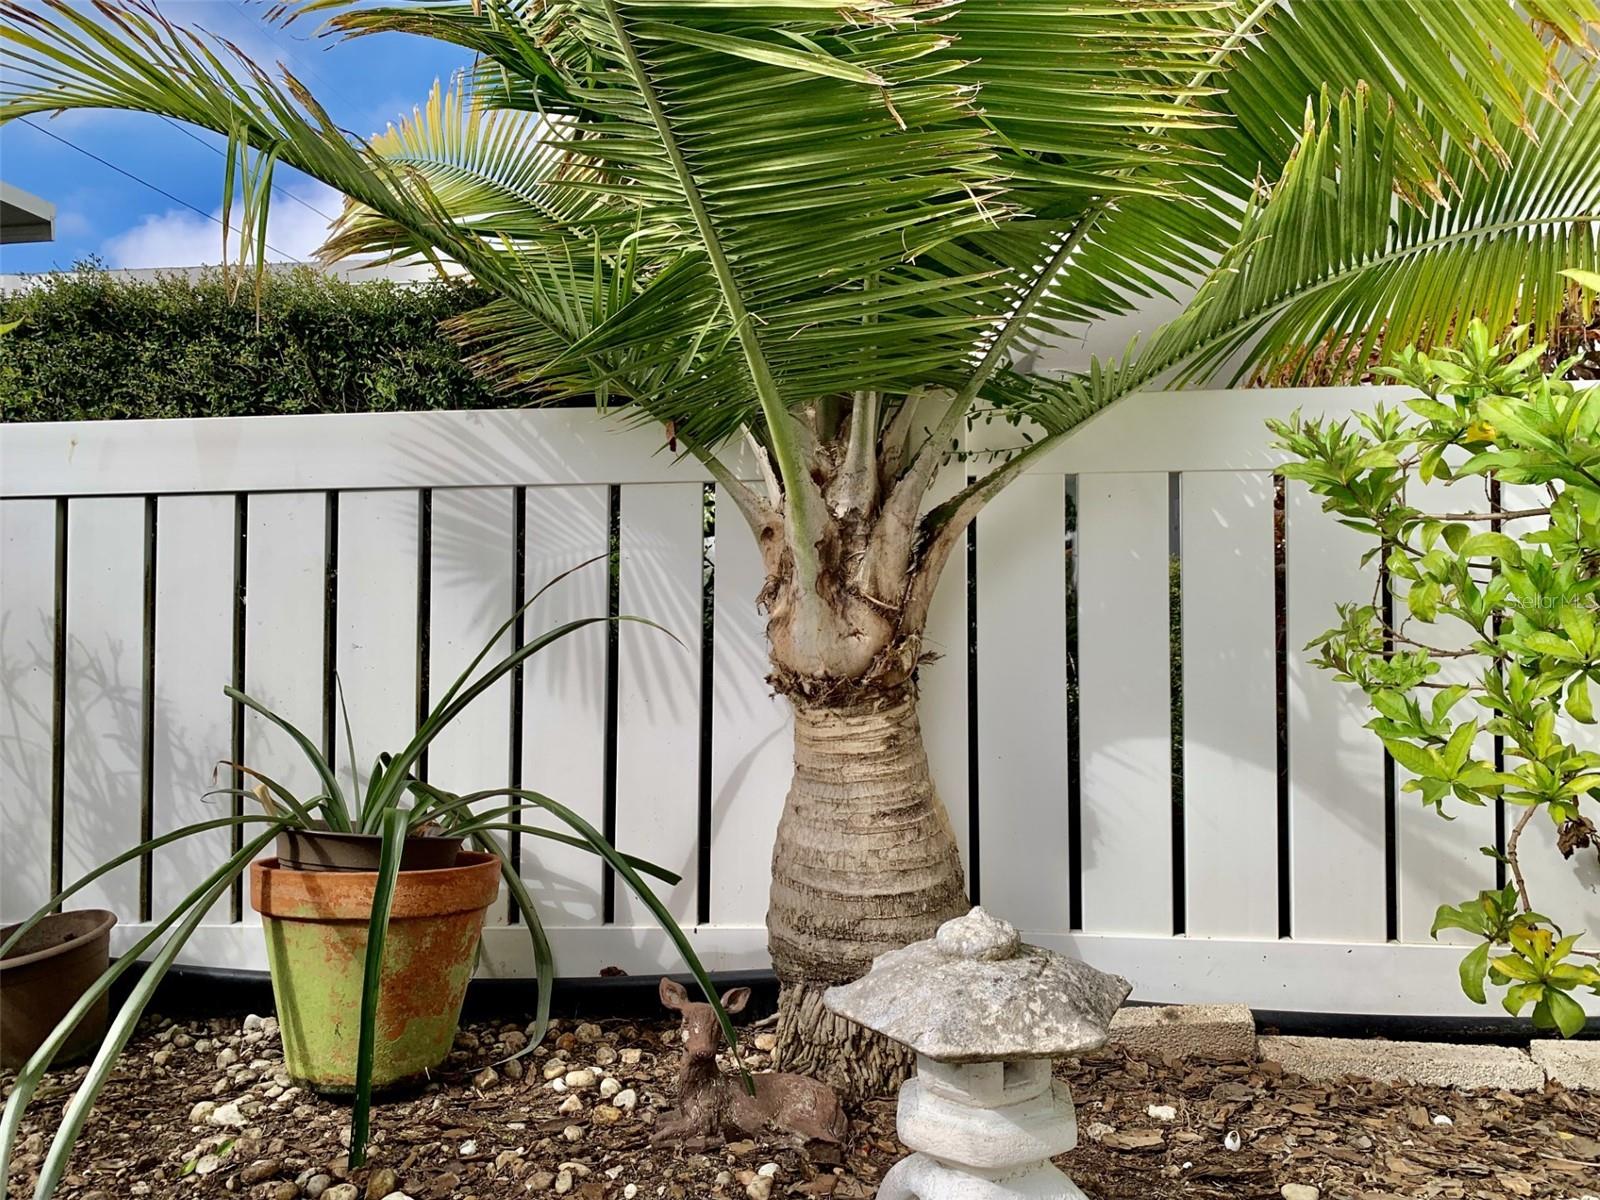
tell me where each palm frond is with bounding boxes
[1014,68,1600,438]
[1014,0,1600,355]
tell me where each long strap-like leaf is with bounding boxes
[348,807,409,1167]
[469,828,556,1051]
[12,822,287,1200]
[225,684,351,830]
[0,814,281,958]
[470,786,746,1087]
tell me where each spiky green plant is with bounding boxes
[0,566,732,1196]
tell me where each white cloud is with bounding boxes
[101,182,341,270]
[52,211,94,240]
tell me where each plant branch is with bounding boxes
[838,389,879,517]
[1418,508,1551,522]
[878,387,926,485]
[1506,803,1537,912]
[681,437,774,541]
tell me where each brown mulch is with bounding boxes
[4,1014,1598,1200]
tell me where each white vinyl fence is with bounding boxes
[3,390,1597,1019]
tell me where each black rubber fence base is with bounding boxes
[120,966,1594,1042]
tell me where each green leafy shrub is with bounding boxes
[0,264,499,421]
[1271,321,1600,1035]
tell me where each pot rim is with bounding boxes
[283,824,463,842]
[255,850,494,879]
[0,909,118,973]
[250,851,501,921]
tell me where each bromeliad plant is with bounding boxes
[0,568,737,1198]
[1271,316,1600,1037]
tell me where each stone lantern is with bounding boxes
[823,907,1130,1200]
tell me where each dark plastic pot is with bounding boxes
[0,909,117,1069]
[276,825,463,873]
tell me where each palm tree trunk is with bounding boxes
[766,683,968,1098]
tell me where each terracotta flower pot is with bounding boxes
[250,852,500,1093]
[0,909,117,1069]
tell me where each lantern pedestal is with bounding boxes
[878,1056,1086,1200]
[878,1156,1086,1200]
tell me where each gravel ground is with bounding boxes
[4,1013,1598,1200]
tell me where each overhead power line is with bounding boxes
[158,117,339,224]
[16,116,299,260]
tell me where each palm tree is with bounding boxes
[4,0,1598,1095]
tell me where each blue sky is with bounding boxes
[0,1,470,274]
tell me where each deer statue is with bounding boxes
[653,977,849,1148]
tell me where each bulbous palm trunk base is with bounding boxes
[767,686,967,1100]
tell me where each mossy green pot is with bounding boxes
[249,852,500,1093]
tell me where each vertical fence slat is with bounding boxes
[1077,473,1172,934]
[614,482,703,926]
[426,487,515,926]
[427,487,514,793]
[243,492,327,923]
[522,485,609,926]
[1394,478,1497,944]
[920,470,971,878]
[975,472,1070,931]
[0,499,58,920]
[709,489,790,926]
[1182,472,1279,938]
[1286,480,1387,941]
[152,495,236,921]
[61,497,145,920]
[335,491,419,796]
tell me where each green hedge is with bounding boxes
[0,266,504,422]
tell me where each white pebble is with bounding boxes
[1224,1129,1243,1152]
[1431,1114,1453,1126]
[207,1101,248,1128]
[612,1088,637,1111]
[1146,1104,1177,1122]
[599,1077,621,1099]
[564,1068,596,1089]
[459,1138,477,1157]
[757,1163,778,1178]
[624,1186,638,1199]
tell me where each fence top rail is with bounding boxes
[1,386,1413,498]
